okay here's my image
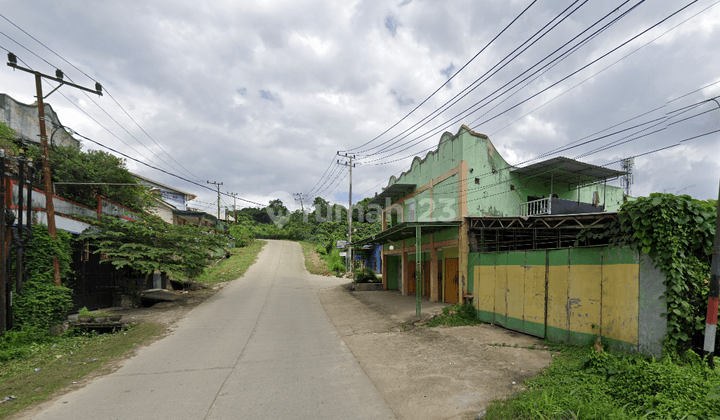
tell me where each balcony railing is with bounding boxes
[518,197,551,217]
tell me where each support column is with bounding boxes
[459,218,469,304]
[416,225,422,316]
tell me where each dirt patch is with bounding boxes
[318,285,554,420]
[97,283,228,327]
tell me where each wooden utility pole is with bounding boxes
[230,192,238,225]
[292,193,305,213]
[207,180,223,220]
[7,53,102,286]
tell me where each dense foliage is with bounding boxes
[13,225,74,330]
[577,193,717,354]
[82,213,230,280]
[232,196,382,275]
[486,346,720,420]
[25,144,154,211]
[0,121,21,153]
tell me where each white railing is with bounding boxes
[518,197,552,217]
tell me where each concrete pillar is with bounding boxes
[459,219,469,304]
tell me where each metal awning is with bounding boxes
[351,221,461,247]
[511,157,626,188]
[368,183,416,207]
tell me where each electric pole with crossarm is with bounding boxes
[207,180,223,220]
[6,52,103,286]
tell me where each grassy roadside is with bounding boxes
[484,345,720,420]
[0,323,163,418]
[178,239,267,284]
[299,241,334,276]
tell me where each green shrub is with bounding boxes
[326,248,345,276]
[486,346,720,420]
[229,225,255,248]
[13,225,73,331]
[427,303,482,327]
[354,267,378,283]
[315,244,327,255]
[0,328,54,363]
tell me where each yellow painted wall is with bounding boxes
[475,266,495,314]
[546,265,569,335]
[473,247,641,348]
[602,264,640,345]
[524,263,546,326]
[568,264,602,337]
[494,265,507,324]
[506,266,524,323]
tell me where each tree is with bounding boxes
[25,144,154,211]
[81,213,229,280]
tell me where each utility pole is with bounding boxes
[7,52,102,286]
[230,192,238,225]
[207,180,223,220]
[338,154,355,275]
[704,180,720,368]
[292,193,305,213]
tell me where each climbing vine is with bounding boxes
[578,193,716,354]
[13,224,74,330]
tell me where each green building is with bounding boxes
[354,125,667,355]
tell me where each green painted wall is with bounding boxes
[434,227,458,242]
[408,252,431,262]
[384,125,625,218]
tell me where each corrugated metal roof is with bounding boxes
[351,221,461,246]
[510,157,625,188]
[368,183,416,207]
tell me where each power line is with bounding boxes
[356,0,645,163]
[5,49,176,173]
[360,93,720,205]
[350,0,597,157]
[0,16,203,181]
[357,0,704,167]
[343,0,539,153]
[469,0,701,129]
[72,131,264,206]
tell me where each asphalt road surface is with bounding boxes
[19,240,395,420]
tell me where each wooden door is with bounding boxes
[408,262,416,294]
[422,261,430,297]
[444,258,459,304]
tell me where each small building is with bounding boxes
[131,173,197,224]
[0,93,80,149]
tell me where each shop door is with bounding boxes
[422,261,431,297]
[444,258,459,303]
[408,262,416,294]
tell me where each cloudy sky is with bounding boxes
[1,0,719,215]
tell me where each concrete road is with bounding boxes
[20,240,395,420]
